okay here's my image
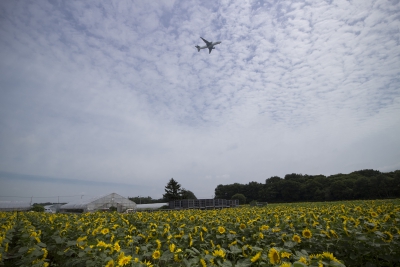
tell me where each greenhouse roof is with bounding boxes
[60,193,136,210]
[60,195,106,209]
[136,203,168,210]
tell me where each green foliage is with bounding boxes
[109,206,117,212]
[31,205,44,212]
[215,169,400,203]
[181,189,197,199]
[249,200,258,206]
[231,193,246,204]
[163,178,183,201]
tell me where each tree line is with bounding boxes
[214,169,400,204]
[129,178,198,204]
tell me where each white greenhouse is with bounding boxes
[136,203,168,210]
[0,201,32,211]
[60,193,136,213]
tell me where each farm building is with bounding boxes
[0,201,32,211]
[60,193,136,213]
[169,199,239,209]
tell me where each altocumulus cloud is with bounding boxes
[0,0,399,199]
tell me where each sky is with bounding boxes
[0,0,399,203]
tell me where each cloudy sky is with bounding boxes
[1,0,399,203]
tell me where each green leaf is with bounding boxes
[356,235,367,241]
[293,262,308,267]
[252,246,263,252]
[54,236,64,244]
[229,245,242,254]
[222,260,233,267]
[235,258,252,267]
[37,242,47,247]
[18,247,29,253]
[67,240,76,247]
[284,241,296,248]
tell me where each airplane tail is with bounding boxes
[195,45,200,52]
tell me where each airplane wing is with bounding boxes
[208,47,213,54]
[200,37,211,45]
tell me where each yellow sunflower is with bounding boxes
[152,250,161,260]
[382,231,393,243]
[218,226,226,234]
[113,241,120,252]
[302,229,312,239]
[292,234,301,243]
[105,259,114,267]
[321,252,340,262]
[118,255,132,266]
[240,223,246,230]
[155,239,161,249]
[281,251,291,259]
[250,251,262,263]
[212,248,226,259]
[299,256,308,264]
[268,248,281,264]
[101,228,110,235]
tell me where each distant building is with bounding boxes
[136,203,168,210]
[44,204,63,213]
[169,199,239,209]
[60,193,136,213]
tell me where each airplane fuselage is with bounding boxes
[195,37,221,53]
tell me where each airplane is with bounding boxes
[195,37,221,54]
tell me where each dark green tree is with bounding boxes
[31,204,44,212]
[181,189,197,199]
[163,178,183,201]
[231,193,246,204]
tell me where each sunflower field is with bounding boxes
[1,199,399,267]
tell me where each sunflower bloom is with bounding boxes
[97,240,108,248]
[240,223,246,229]
[152,250,161,260]
[200,258,207,267]
[302,229,312,239]
[155,239,161,249]
[268,248,280,264]
[218,226,226,234]
[292,234,301,243]
[281,251,291,259]
[279,263,292,267]
[118,255,132,266]
[101,228,110,235]
[299,256,308,264]
[382,231,393,243]
[250,251,262,263]
[105,259,114,267]
[322,252,340,262]
[330,230,339,239]
[212,248,226,258]
[113,241,120,252]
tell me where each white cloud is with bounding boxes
[0,0,399,199]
